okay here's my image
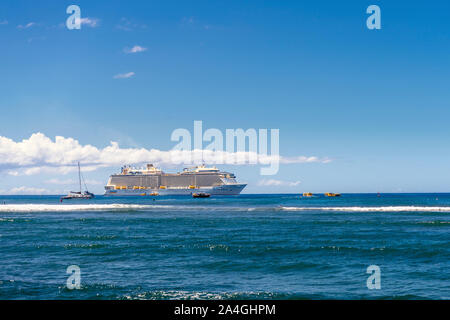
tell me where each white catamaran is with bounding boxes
[61,162,94,201]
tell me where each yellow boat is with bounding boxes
[149,192,159,196]
[325,193,341,197]
[302,192,314,197]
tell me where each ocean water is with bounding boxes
[0,193,449,300]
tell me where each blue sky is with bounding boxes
[0,0,450,194]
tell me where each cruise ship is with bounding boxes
[104,164,247,196]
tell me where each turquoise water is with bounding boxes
[0,194,449,299]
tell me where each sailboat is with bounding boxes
[60,162,95,201]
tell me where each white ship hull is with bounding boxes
[104,183,246,196]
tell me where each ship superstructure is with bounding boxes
[104,164,246,195]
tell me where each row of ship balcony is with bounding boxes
[108,185,200,190]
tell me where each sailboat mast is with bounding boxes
[78,162,82,193]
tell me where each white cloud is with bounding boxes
[180,17,217,31]
[45,178,76,185]
[181,17,195,25]
[45,178,102,185]
[10,166,97,176]
[80,17,99,28]
[257,179,301,187]
[0,133,330,175]
[17,22,35,29]
[113,72,135,79]
[0,186,52,195]
[0,20,8,25]
[277,156,332,164]
[124,45,147,54]
[116,18,147,31]
[27,36,46,43]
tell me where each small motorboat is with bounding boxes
[302,192,314,197]
[192,192,210,198]
[324,193,341,197]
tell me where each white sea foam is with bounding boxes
[0,204,158,212]
[1,204,450,213]
[281,206,450,212]
[122,290,281,300]
[0,204,256,212]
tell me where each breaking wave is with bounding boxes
[280,206,450,212]
[1,204,450,213]
[0,204,158,212]
[0,204,276,213]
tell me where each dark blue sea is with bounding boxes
[0,194,449,300]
